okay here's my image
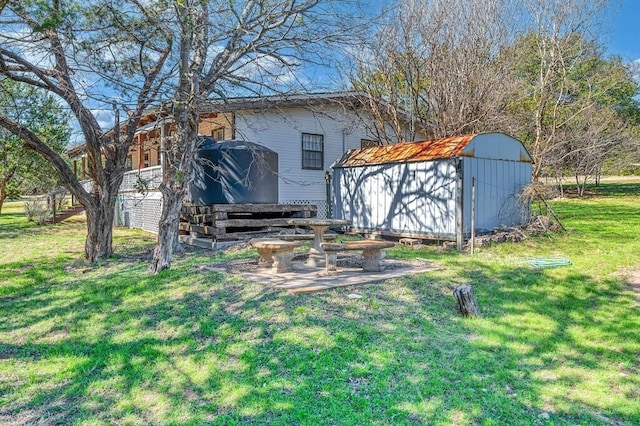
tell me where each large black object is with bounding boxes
[190,137,279,205]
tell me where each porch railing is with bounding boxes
[76,166,163,195]
[119,166,163,193]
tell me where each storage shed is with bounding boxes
[332,132,533,245]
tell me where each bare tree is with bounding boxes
[350,0,640,189]
[0,0,370,270]
[506,32,640,185]
[151,0,370,273]
[512,0,612,179]
[544,54,639,194]
[352,0,518,141]
[0,0,172,261]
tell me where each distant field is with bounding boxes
[1,182,639,425]
[596,175,640,182]
[542,174,640,185]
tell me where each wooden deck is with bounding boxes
[180,203,317,241]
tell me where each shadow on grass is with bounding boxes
[1,248,639,425]
[0,212,38,239]
[555,181,640,198]
[587,182,640,197]
[452,260,639,422]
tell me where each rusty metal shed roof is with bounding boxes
[333,133,532,168]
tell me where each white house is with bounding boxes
[104,91,421,233]
[201,92,419,215]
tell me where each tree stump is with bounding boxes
[453,284,480,316]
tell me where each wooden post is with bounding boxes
[138,134,145,170]
[324,171,332,218]
[455,158,464,251]
[51,194,56,224]
[471,177,476,255]
[453,284,480,316]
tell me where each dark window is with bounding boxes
[125,156,133,171]
[212,126,225,140]
[143,151,150,168]
[302,133,324,170]
[361,139,379,148]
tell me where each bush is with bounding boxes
[23,199,51,225]
[51,192,68,212]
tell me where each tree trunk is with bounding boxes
[151,188,186,273]
[173,223,186,254]
[150,1,205,274]
[453,284,480,317]
[0,113,119,260]
[0,176,7,214]
[83,191,116,262]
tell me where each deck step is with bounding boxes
[48,204,85,223]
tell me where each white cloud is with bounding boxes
[92,109,115,130]
[230,53,307,90]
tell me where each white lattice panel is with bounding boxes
[286,199,326,218]
[118,192,163,234]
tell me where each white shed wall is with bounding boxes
[463,133,532,162]
[461,157,532,233]
[334,160,458,238]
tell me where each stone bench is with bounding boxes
[249,239,302,273]
[320,240,396,274]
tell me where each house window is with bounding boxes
[143,151,150,168]
[156,149,161,166]
[302,133,324,170]
[212,126,225,140]
[125,156,133,171]
[361,139,379,148]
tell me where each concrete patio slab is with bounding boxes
[203,257,441,294]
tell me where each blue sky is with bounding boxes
[606,0,640,62]
[62,0,638,145]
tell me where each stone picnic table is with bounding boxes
[287,218,351,255]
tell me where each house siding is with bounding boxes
[233,107,382,213]
[86,95,419,233]
[117,192,162,234]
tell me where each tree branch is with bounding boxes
[0,114,92,208]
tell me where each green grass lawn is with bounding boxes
[1,185,639,425]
